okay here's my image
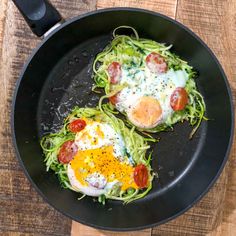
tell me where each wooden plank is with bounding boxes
[0,169,45,202]
[71,222,151,236]
[0,0,7,57]
[97,0,178,19]
[1,198,71,235]
[0,0,96,235]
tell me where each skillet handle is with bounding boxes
[12,0,62,37]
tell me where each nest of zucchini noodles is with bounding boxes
[93,26,206,138]
[40,106,155,204]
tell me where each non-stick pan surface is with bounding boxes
[12,8,234,231]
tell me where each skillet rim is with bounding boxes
[11,7,235,231]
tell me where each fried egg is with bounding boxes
[115,67,188,128]
[67,120,138,196]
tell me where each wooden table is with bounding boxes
[0,0,235,235]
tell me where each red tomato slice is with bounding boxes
[58,140,78,164]
[146,52,168,73]
[107,62,122,84]
[134,164,148,189]
[68,119,86,133]
[170,87,188,111]
[109,93,120,105]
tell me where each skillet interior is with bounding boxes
[12,9,233,230]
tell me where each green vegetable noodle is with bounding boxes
[93,26,206,138]
[40,106,154,204]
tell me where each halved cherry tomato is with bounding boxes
[58,140,78,164]
[146,52,168,73]
[109,93,119,105]
[134,164,148,189]
[68,119,86,133]
[107,62,122,84]
[170,87,188,111]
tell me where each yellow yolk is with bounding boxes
[77,119,105,145]
[70,146,138,191]
[127,96,162,128]
[96,124,104,139]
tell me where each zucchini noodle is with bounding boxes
[40,106,154,204]
[93,26,206,138]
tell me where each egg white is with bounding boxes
[116,67,188,124]
[67,121,128,196]
[74,121,125,159]
[68,165,119,196]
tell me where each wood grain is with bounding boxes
[0,0,7,57]
[71,222,151,236]
[97,0,178,18]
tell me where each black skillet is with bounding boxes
[11,0,234,231]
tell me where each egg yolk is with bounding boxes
[70,146,138,191]
[77,119,105,145]
[128,96,162,128]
